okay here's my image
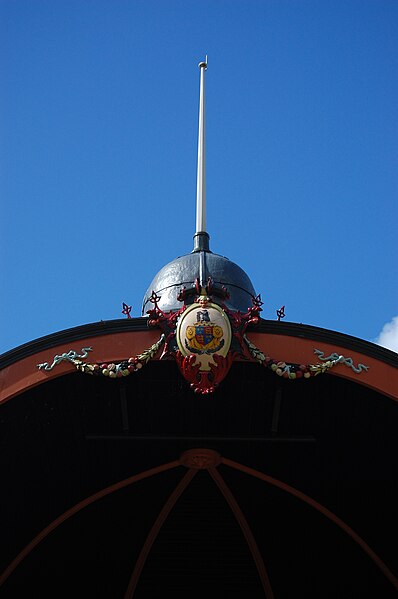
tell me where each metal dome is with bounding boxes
[142,249,257,315]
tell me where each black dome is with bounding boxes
[142,250,256,314]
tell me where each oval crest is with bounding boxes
[176,300,232,371]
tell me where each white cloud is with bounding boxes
[374,315,398,353]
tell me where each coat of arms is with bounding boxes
[176,296,232,371]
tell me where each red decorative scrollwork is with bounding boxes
[175,351,234,395]
[146,290,186,358]
[221,293,263,358]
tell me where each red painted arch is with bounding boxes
[1,328,396,405]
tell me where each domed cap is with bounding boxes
[142,250,256,314]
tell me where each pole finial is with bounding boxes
[198,56,208,69]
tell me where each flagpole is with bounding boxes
[193,57,210,252]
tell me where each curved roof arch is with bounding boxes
[1,318,396,405]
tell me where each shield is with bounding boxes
[194,325,214,348]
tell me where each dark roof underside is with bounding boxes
[1,361,397,598]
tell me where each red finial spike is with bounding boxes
[276,305,285,321]
[122,302,132,319]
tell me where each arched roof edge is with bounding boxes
[0,317,396,371]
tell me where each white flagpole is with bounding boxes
[194,57,210,252]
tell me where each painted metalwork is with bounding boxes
[36,285,368,392]
[141,250,257,315]
[243,336,368,378]
[243,335,334,379]
[314,349,369,373]
[176,298,231,363]
[175,351,235,395]
[195,57,207,236]
[146,285,237,394]
[36,336,165,378]
[74,334,166,377]
[122,302,132,319]
[37,348,93,371]
[37,295,364,392]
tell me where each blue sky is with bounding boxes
[1,0,397,355]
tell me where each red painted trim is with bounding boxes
[208,467,275,598]
[1,329,396,406]
[221,457,398,591]
[0,460,181,588]
[0,329,160,405]
[248,332,398,402]
[123,468,198,598]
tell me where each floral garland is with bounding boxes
[243,335,337,379]
[72,334,165,377]
[56,333,337,383]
